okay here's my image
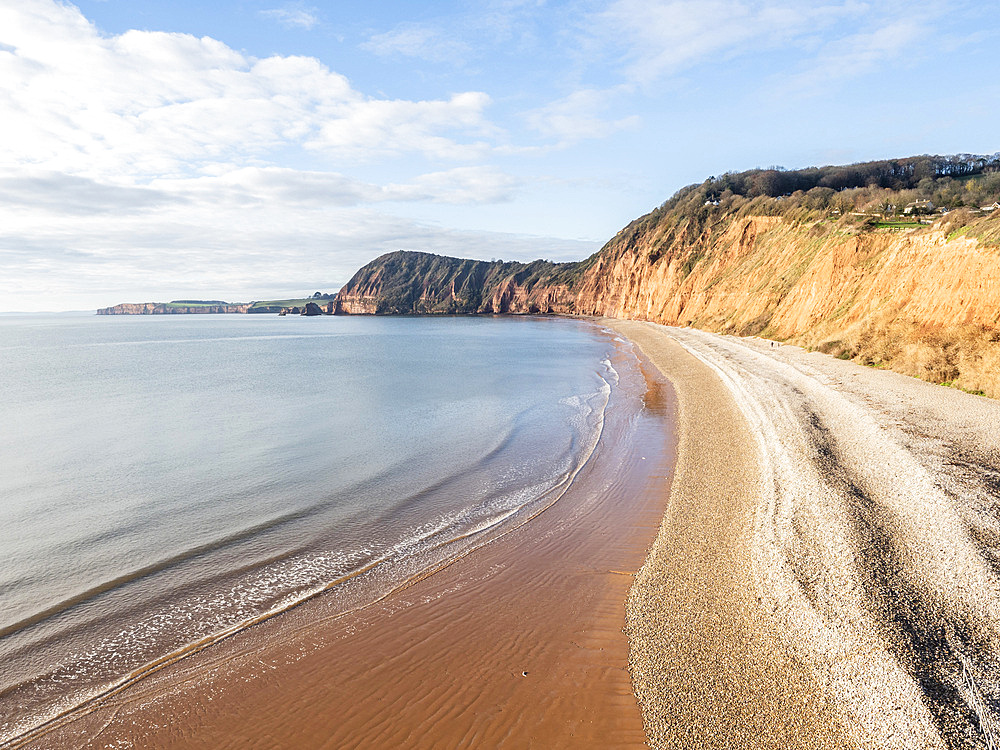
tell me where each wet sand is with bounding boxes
[16,339,676,749]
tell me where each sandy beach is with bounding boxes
[611,320,1000,750]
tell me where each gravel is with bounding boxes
[608,320,1000,750]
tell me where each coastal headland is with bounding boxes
[96,297,337,315]
[96,301,252,315]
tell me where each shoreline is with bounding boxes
[17,322,676,749]
[606,319,851,748]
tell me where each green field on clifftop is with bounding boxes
[250,298,319,309]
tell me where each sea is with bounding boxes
[0,313,650,743]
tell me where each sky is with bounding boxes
[1,0,998,311]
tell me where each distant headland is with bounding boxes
[96,293,338,316]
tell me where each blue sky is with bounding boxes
[2,0,998,310]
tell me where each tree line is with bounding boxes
[652,153,1000,223]
[692,154,1000,201]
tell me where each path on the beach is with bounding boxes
[609,320,1000,750]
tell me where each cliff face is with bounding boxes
[336,211,1000,397]
[334,252,585,315]
[97,303,250,314]
[576,214,1000,391]
[573,214,1000,333]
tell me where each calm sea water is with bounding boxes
[0,313,644,742]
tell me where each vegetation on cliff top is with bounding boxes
[248,292,336,313]
[665,153,1000,213]
[602,153,1000,276]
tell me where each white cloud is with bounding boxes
[777,18,927,94]
[386,166,520,204]
[0,163,523,261]
[359,0,556,64]
[309,92,495,161]
[0,0,494,179]
[527,88,640,145]
[362,23,473,63]
[260,5,320,30]
[0,170,182,214]
[144,165,520,207]
[594,0,877,84]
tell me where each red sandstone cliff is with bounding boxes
[334,252,583,315]
[568,212,1000,394]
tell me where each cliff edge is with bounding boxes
[335,252,590,315]
[335,154,1000,396]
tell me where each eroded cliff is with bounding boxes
[336,208,1000,396]
[573,210,1000,395]
[335,252,587,315]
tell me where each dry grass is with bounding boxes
[813,321,1000,398]
[939,210,1000,249]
